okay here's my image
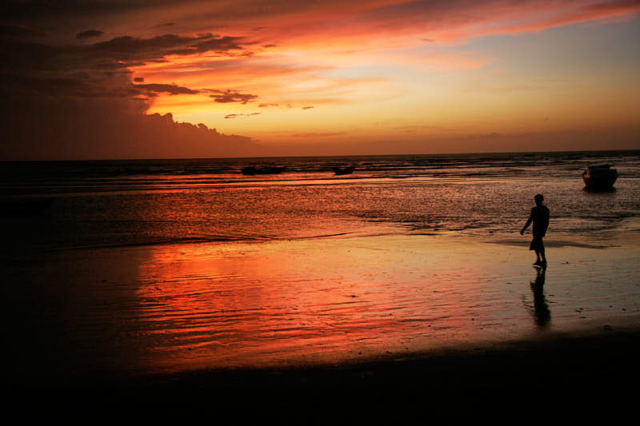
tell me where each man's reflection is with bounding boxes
[530,266,551,328]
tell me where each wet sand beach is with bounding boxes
[4,232,640,401]
[106,326,640,404]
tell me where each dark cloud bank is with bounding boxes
[76,30,104,39]
[0,21,260,160]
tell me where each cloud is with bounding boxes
[86,33,247,67]
[0,32,254,97]
[288,131,348,138]
[0,30,257,101]
[76,30,104,39]
[8,1,635,55]
[475,0,640,37]
[162,35,248,56]
[587,0,640,14]
[224,112,261,119]
[0,22,260,159]
[133,83,200,96]
[209,90,258,104]
[0,95,258,160]
[394,124,454,134]
[256,102,321,110]
[0,25,48,38]
[152,22,176,28]
[3,2,639,48]
[194,0,640,49]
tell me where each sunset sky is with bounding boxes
[1,0,639,160]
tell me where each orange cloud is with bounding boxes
[215,1,640,48]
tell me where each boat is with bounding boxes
[241,166,286,176]
[0,197,55,216]
[333,166,356,175]
[582,164,618,189]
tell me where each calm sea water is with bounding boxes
[1,150,639,252]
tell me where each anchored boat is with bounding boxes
[241,166,286,175]
[333,166,356,175]
[582,164,618,189]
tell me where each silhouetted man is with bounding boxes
[521,194,550,267]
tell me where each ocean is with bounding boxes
[2,150,639,252]
[2,150,640,381]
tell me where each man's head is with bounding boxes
[535,194,544,205]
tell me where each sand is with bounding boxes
[106,327,640,397]
[3,232,640,404]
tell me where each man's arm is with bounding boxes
[543,209,550,234]
[521,212,533,235]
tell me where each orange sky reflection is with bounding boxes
[132,236,534,373]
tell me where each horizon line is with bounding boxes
[1,148,638,164]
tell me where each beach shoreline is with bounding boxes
[129,325,640,393]
[8,324,640,407]
[4,231,640,399]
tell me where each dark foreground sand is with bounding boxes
[9,327,638,404]
[130,330,637,394]
[4,335,636,424]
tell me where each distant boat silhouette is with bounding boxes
[333,166,356,175]
[582,164,618,189]
[0,197,55,215]
[241,165,286,175]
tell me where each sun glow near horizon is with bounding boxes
[140,2,640,152]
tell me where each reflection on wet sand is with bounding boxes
[6,234,640,384]
[133,237,484,372]
[114,236,640,375]
[529,266,551,328]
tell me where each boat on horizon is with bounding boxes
[241,165,286,176]
[582,164,618,190]
[333,166,356,175]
